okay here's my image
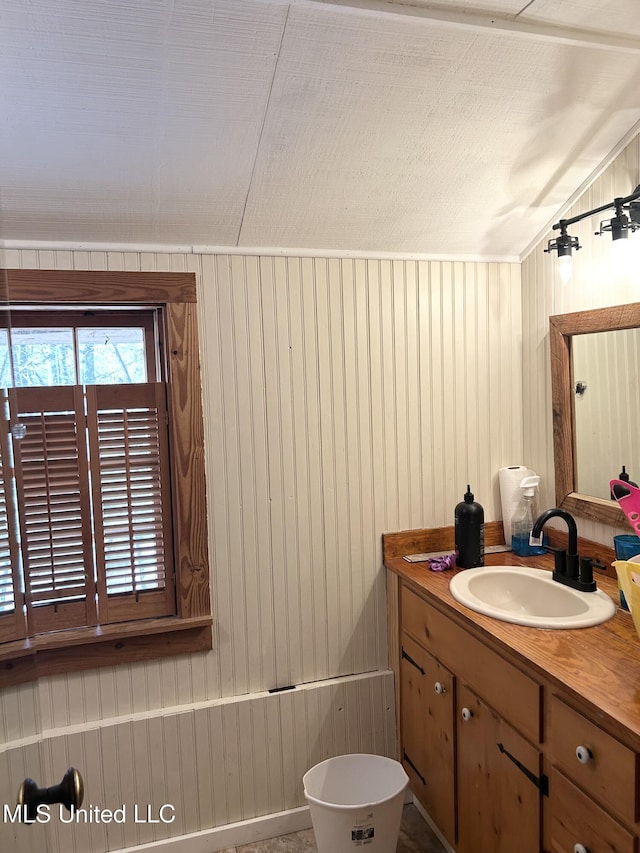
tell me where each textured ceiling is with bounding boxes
[1,0,640,259]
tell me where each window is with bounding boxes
[0,270,211,686]
[0,310,175,637]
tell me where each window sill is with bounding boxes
[0,616,213,688]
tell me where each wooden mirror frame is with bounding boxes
[550,302,640,528]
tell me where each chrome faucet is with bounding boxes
[531,508,597,592]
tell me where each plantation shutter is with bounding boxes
[10,386,97,634]
[87,383,175,624]
[0,393,26,643]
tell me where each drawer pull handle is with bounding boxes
[497,743,549,796]
[573,844,589,853]
[401,647,425,675]
[402,751,426,786]
[575,745,593,764]
[434,681,446,695]
[461,707,473,722]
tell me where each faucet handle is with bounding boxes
[545,546,567,576]
[578,557,598,592]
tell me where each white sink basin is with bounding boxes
[449,566,616,629]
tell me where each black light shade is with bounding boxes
[611,213,630,241]
[595,209,632,241]
[544,229,580,257]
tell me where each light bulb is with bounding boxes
[611,234,632,273]
[612,233,631,251]
[558,254,573,285]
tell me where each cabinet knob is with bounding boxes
[434,681,446,695]
[575,745,593,765]
[461,707,473,721]
[573,844,589,853]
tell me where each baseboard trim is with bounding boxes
[411,796,455,853]
[109,806,312,853]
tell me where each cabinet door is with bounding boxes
[457,684,542,853]
[400,633,456,846]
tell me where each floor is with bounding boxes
[220,803,447,852]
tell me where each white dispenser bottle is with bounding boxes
[510,475,545,557]
[498,465,535,545]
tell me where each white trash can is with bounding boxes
[303,753,409,852]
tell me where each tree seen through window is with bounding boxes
[0,324,148,387]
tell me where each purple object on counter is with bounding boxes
[428,553,457,572]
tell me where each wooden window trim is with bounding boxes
[0,269,211,687]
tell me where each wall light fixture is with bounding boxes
[544,184,640,280]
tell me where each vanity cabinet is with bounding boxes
[385,530,640,853]
[391,567,640,853]
[399,582,543,852]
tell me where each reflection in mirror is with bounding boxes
[549,304,640,528]
[573,328,640,500]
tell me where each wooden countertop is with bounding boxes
[386,547,640,745]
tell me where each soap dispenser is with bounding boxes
[611,465,638,498]
[511,475,545,557]
[455,485,484,568]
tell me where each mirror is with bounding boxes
[572,328,640,500]
[550,303,640,528]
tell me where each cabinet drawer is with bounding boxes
[401,583,541,743]
[550,695,640,824]
[550,767,637,853]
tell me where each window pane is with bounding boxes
[0,330,11,388]
[77,327,147,385]
[11,328,76,387]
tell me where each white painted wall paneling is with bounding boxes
[0,245,522,853]
[0,673,394,853]
[0,247,523,726]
